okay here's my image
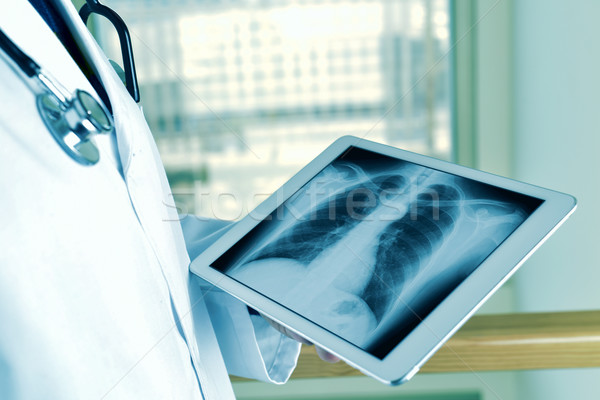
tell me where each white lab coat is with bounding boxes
[0,1,300,398]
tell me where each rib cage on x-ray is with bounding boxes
[246,163,463,324]
[222,156,536,353]
[364,183,461,322]
[248,171,410,266]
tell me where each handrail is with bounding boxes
[231,310,600,381]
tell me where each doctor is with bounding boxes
[0,0,332,398]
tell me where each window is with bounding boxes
[97,0,451,219]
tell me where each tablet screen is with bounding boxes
[211,146,543,359]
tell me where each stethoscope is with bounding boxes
[0,27,113,165]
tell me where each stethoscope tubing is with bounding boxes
[0,28,40,78]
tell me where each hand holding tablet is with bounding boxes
[191,136,576,385]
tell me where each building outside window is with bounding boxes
[97,0,451,220]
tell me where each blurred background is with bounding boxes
[97,0,452,220]
[91,0,600,398]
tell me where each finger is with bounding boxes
[315,346,340,363]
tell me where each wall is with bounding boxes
[511,0,600,398]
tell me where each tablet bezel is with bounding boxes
[190,136,576,385]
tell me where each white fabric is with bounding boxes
[0,1,299,399]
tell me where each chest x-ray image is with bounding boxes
[213,147,542,358]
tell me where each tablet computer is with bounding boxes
[190,136,576,385]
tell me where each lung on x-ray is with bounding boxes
[212,147,542,359]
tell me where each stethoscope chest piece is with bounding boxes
[1,26,114,166]
[37,89,113,166]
